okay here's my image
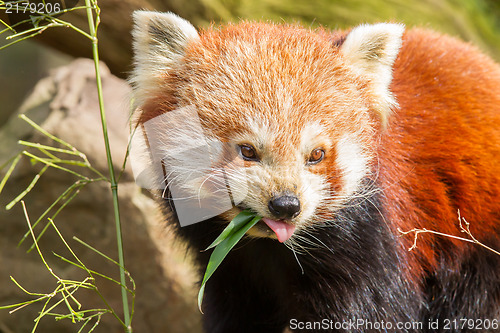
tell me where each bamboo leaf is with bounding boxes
[204,210,255,250]
[198,211,261,312]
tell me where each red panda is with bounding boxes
[130,11,500,333]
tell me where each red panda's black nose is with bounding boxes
[268,195,301,219]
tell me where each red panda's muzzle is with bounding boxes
[261,217,296,243]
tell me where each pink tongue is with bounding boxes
[262,217,296,243]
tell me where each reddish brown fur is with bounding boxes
[140,24,500,256]
[140,22,376,153]
[381,29,500,273]
[137,21,500,315]
[139,24,378,215]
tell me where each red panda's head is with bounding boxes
[130,11,404,243]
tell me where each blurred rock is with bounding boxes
[0,59,201,333]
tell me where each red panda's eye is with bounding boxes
[308,148,325,165]
[239,144,259,161]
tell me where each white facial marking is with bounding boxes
[242,117,274,150]
[335,135,369,196]
[298,171,328,222]
[300,122,331,154]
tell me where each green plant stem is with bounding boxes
[84,1,131,331]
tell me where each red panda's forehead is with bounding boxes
[184,23,346,89]
[177,23,369,139]
[195,22,334,57]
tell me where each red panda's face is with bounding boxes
[213,119,374,242]
[130,12,404,243]
[167,26,379,241]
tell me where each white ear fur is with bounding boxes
[340,23,404,127]
[130,11,199,106]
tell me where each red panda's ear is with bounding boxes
[130,11,199,106]
[340,23,404,127]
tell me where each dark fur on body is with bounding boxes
[423,243,500,332]
[165,181,423,332]
[164,182,500,333]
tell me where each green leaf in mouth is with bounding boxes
[198,210,261,312]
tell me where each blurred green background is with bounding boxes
[1,0,499,126]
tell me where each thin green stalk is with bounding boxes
[19,114,76,151]
[0,24,56,50]
[21,151,89,181]
[19,180,86,249]
[18,141,107,179]
[0,18,28,33]
[32,292,53,333]
[52,17,93,40]
[5,165,49,210]
[0,18,16,33]
[0,153,22,196]
[48,218,128,328]
[53,253,132,292]
[84,1,131,331]
[21,201,81,331]
[84,314,103,333]
[17,141,82,157]
[37,147,59,160]
[9,276,51,297]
